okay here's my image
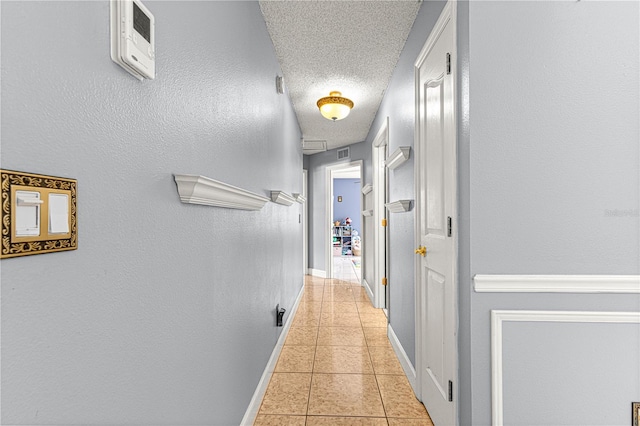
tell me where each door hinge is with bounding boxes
[448,380,453,402]
[382,277,388,286]
[381,218,387,227]
[447,216,452,237]
[446,52,451,75]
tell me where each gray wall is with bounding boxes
[0,1,302,424]
[467,1,640,424]
[306,141,371,273]
[363,0,447,368]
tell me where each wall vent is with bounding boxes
[337,147,350,160]
[302,139,327,155]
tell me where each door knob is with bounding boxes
[415,246,426,256]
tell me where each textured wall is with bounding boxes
[468,1,640,424]
[0,1,302,424]
[307,142,371,273]
[363,0,447,368]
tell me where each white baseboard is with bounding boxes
[309,268,326,278]
[387,324,418,395]
[363,278,374,304]
[474,274,640,293]
[240,284,305,426]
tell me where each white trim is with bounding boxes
[174,174,269,210]
[475,274,640,293]
[362,209,373,217]
[491,309,640,426]
[388,324,418,394]
[386,200,413,213]
[270,191,295,206]
[372,117,389,310]
[309,268,326,279]
[362,184,373,195]
[362,278,374,304]
[385,147,411,170]
[240,284,306,426]
[326,161,363,279]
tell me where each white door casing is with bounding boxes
[303,169,308,275]
[372,118,389,310]
[415,1,458,425]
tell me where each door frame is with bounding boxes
[372,118,389,310]
[303,169,308,275]
[325,160,363,279]
[413,0,459,417]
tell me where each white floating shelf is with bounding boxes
[362,209,373,217]
[385,147,411,170]
[292,193,306,203]
[361,184,373,195]
[174,174,269,211]
[385,200,413,213]
[271,191,295,206]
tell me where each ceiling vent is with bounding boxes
[337,147,350,160]
[302,139,327,155]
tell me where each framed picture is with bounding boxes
[337,196,342,202]
[633,402,639,426]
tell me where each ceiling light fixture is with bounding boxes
[316,91,354,121]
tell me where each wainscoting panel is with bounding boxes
[491,310,640,426]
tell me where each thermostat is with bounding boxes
[110,0,155,80]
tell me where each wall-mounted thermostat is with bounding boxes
[110,0,155,80]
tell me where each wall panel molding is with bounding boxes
[475,274,640,294]
[490,310,640,426]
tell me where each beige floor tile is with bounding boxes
[303,287,325,301]
[321,300,359,313]
[307,373,385,417]
[359,312,388,328]
[314,345,374,374]
[355,302,382,315]
[258,373,312,415]
[274,346,316,373]
[292,310,321,327]
[306,415,388,425]
[320,312,362,327]
[354,292,373,302]
[376,375,430,419]
[324,286,356,300]
[297,302,323,315]
[285,327,319,346]
[368,346,405,375]
[363,327,392,347]
[387,418,434,426]
[253,414,307,426]
[325,278,352,286]
[317,327,367,346]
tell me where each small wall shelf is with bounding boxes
[292,193,306,203]
[386,200,413,213]
[271,191,295,206]
[174,174,269,210]
[362,209,373,217]
[385,147,411,170]
[361,184,373,195]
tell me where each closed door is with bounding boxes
[415,2,457,425]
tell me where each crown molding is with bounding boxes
[270,191,295,206]
[385,147,411,170]
[385,200,413,213]
[362,184,373,195]
[174,174,269,210]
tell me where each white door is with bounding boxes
[415,2,457,425]
[372,119,389,310]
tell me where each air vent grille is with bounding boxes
[337,147,350,160]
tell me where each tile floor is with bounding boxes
[254,275,434,426]
[332,255,361,284]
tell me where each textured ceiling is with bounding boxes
[260,1,420,151]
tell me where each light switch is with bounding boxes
[48,193,69,234]
[15,190,41,236]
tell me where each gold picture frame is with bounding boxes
[1,169,77,259]
[633,402,640,426]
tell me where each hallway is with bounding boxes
[254,276,433,425]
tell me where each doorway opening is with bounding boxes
[325,161,363,282]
